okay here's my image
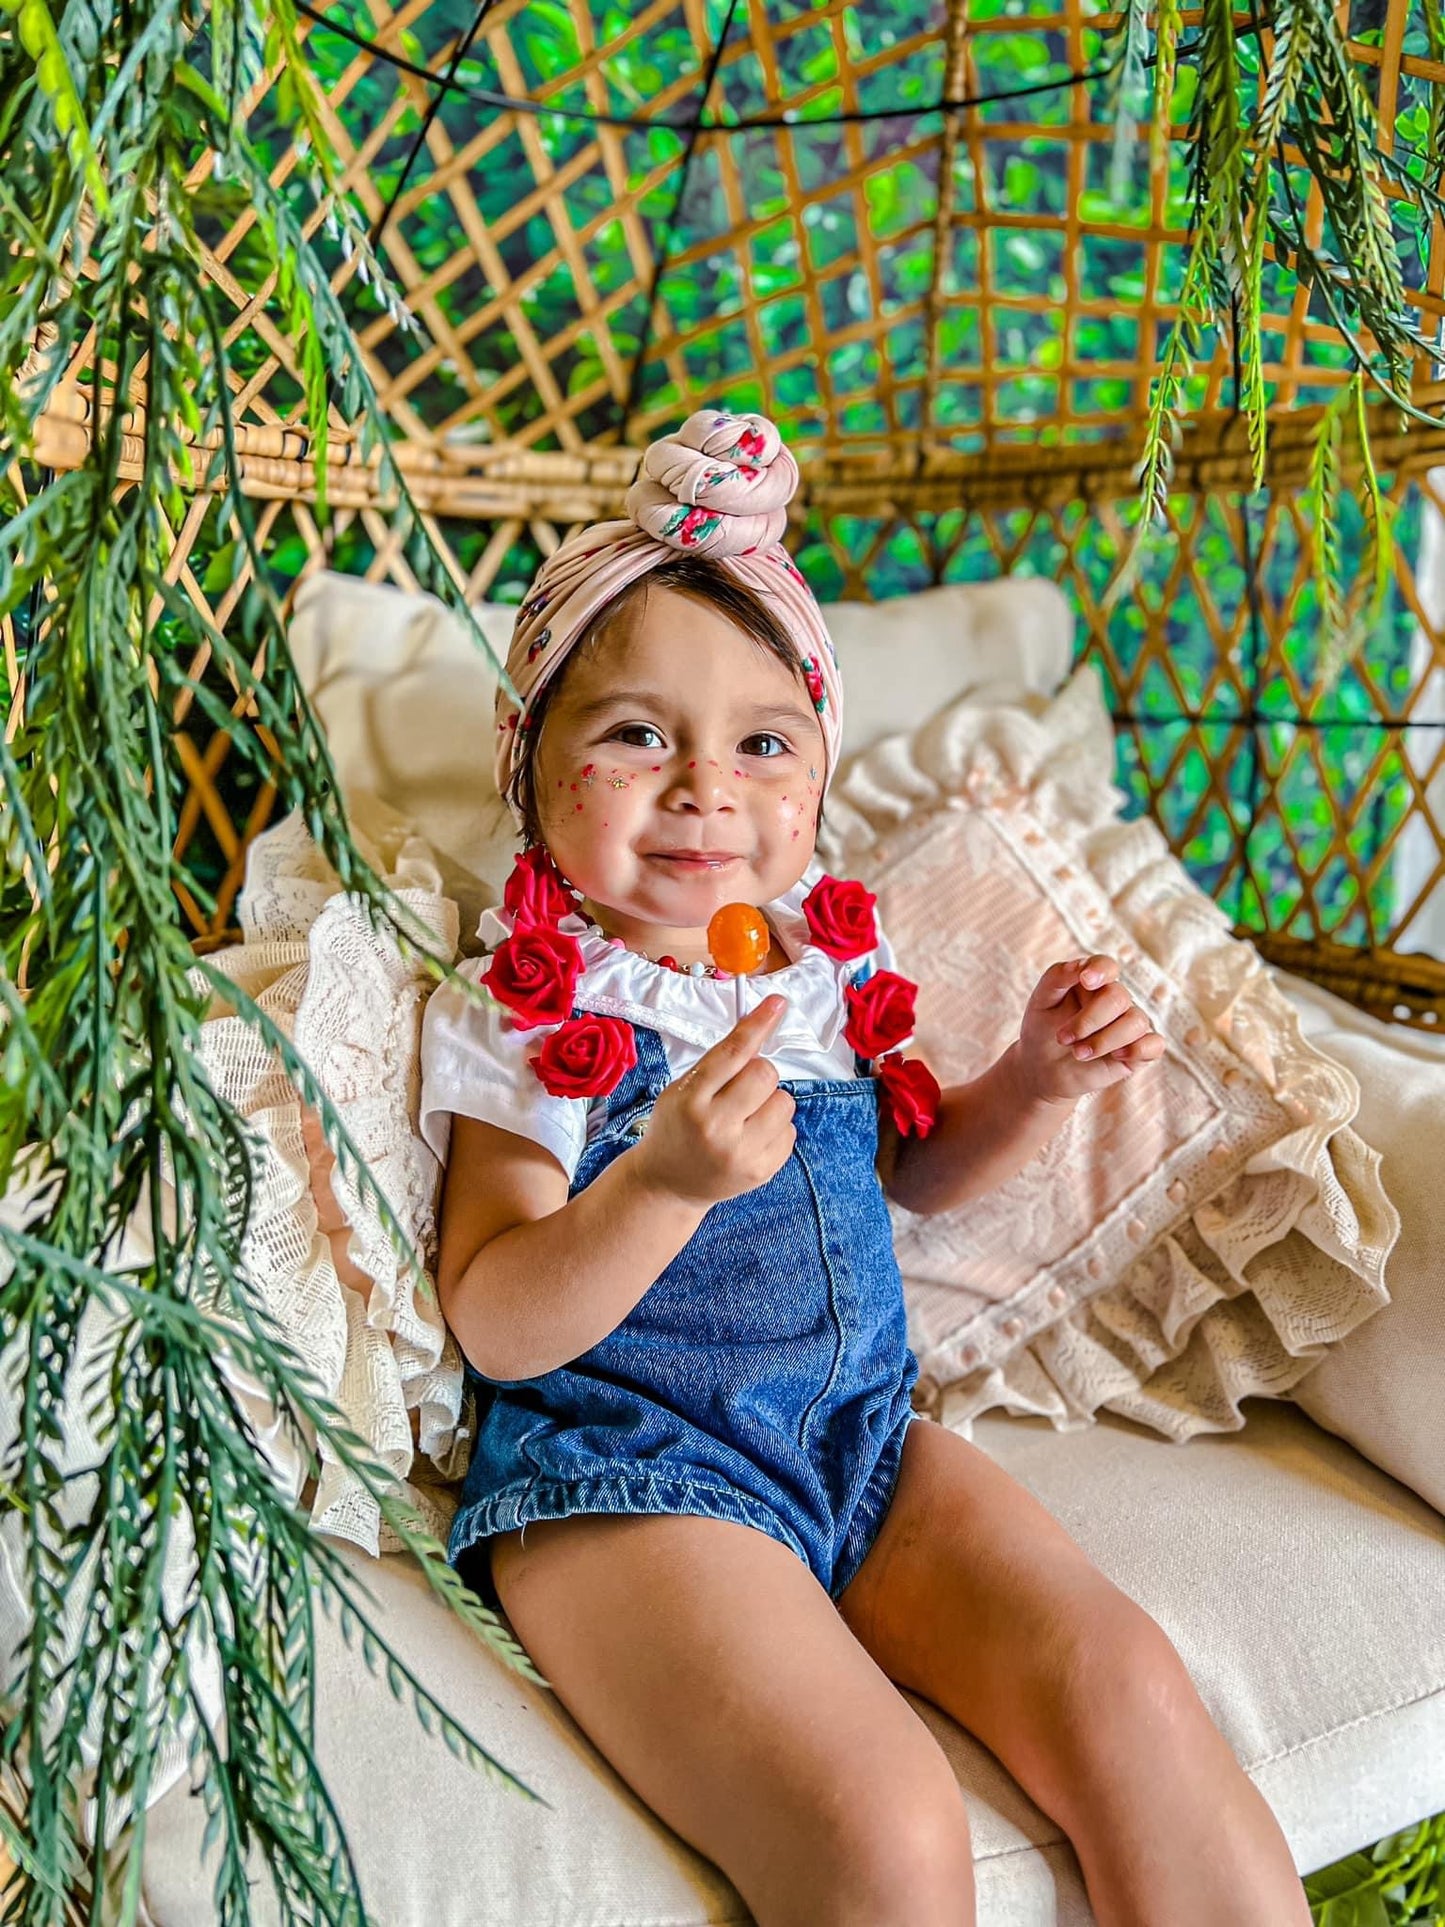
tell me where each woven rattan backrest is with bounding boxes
[10,0,1445,1027]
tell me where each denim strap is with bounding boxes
[568,1001,671,1120]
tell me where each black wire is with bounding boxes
[292,0,1186,137]
[366,1,501,254]
[615,0,744,445]
[1113,709,1445,729]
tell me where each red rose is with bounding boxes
[530,1014,637,1099]
[843,968,917,1060]
[876,1052,941,1139]
[801,874,878,960]
[503,846,574,928]
[482,925,583,1030]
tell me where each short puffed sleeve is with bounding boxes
[418,958,589,1182]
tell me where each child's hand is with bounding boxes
[631,995,797,1208]
[1014,954,1166,1106]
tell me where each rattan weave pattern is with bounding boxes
[8,0,1445,1028]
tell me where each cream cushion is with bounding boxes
[135,1400,1445,1925]
[1270,971,1445,1515]
[816,666,1399,1443]
[285,569,1076,946]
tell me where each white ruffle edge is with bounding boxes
[191,803,469,1552]
[818,666,1401,1444]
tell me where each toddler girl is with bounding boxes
[419,411,1312,1926]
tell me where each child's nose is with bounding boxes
[670,758,738,811]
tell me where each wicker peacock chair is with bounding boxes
[7,0,1445,1916]
[19,0,1445,1028]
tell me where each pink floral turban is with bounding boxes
[493,408,843,824]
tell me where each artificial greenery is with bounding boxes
[0,6,544,1923]
[1106,0,1436,678]
[1304,1814,1445,1924]
[2,2,1445,1923]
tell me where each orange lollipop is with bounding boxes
[708,902,770,975]
[708,902,772,1020]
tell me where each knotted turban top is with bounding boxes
[493,408,843,822]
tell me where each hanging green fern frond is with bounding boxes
[1255,0,1312,154]
[1304,379,1351,677]
[1297,3,1408,368]
[0,5,545,1922]
[0,0,110,217]
[1328,369,1399,690]
[1147,0,1183,178]
[1102,0,1438,683]
[1235,207,1271,494]
[1137,254,1206,526]
[1107,0,1154,203]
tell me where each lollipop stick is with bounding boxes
[707,903,769,1029]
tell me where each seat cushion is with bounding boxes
[138,1402,1445,1925]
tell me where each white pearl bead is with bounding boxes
[688,960,705,977]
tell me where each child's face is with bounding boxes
[532,585,828,944]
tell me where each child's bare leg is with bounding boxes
[837,1418,1311,1927]
[1044,1631,1313,1927]
[490,1510,976,1927]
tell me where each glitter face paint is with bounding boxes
[526,583,828,963]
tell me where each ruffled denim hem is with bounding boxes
[449,1405,919,1606]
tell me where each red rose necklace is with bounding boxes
[482,849,942,1134]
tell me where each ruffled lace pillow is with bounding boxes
[193,801,470,1552]
[817,664,1401,1443]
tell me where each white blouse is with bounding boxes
[418,857,900,1183]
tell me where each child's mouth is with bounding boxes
[646,853,741,872]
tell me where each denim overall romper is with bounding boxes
[448,1002,922,1608]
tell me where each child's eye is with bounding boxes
[741,732,791,759]
[613,724,664,748]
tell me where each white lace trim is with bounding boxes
[194,808,468,1554]
[818,667,1401,1443]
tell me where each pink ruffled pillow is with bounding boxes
[818,665,1400,1443]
